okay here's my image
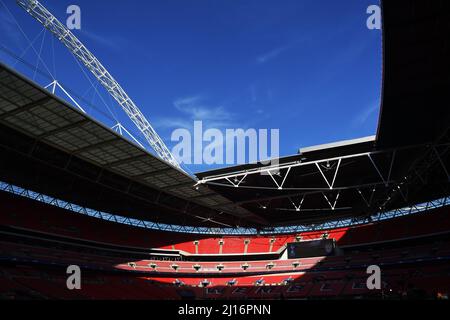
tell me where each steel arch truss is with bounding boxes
[17,0,181,169]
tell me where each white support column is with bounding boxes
[288,195,305,212]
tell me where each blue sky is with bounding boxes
[0,0,381,173]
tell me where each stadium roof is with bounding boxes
[375,0,450,149]
[0,62,266,228]
[299,136,376,154]
[196,0,450,227]
[0,0,448,230]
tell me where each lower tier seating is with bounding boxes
[1,262,449,300]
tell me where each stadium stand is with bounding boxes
[1,190,450,254]
[1,190,449,299]
[0,0,449,301]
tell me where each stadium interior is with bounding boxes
[0,0,449,300]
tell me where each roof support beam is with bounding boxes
[357,187,376,208]
[322,191,340,210]
[268,167,291,190]
[132,167,174,180]
[103,154,149,168]
[367,154,389,186]
[433,146,450,181]
[37,119,90,139]
[197,144,427,189]
[208,180,394,208]
[73,137,119,154]
[315,158,341,189]
[288,195,305,212]
[0,96,52,120]
[161,181,197,190]
[225,173,248,188]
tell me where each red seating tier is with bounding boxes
[1,191,449,256]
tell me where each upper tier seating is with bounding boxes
[1,190,449,300]
[0,191,449,255]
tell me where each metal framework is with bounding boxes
[111,122,145,150]
[16,0,181,169]
[1,180,447,235]
[197,148,397,215]
[197,146,410,190]
[197,142,449,214]
[44,80,86,113]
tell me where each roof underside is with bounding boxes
[0,0,449,229]
[0,63,265,228]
